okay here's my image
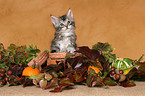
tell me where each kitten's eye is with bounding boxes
[67,21,71,24]
[60,23,64,26]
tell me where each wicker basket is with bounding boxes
[47,52,82,65]
[47,52,67,65]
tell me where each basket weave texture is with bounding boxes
[47,52,67,65]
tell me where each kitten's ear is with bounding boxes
[51,15,59,26]
[67,8,73,18]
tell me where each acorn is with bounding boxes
[111,70,116,75]
[0,80,5,85]
[0,69,6,73]
[0,73,5,77]
[4,77,9,82]
[7,70,12,76]
[119,70,124,74]
[115,74,120,80]
[111,67,115,71]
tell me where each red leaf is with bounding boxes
[126,67,137,80]
[59,77,74,86]
[50,86,62,93]
[77,46,92,59]
[41,64,59,73]
[19,76,32,87]
[86,75,95,87]
[136,62,145,75]
[77,46,109,72]
[63,68,74,76]
[120,80,136,87]
[103,77,117,86]
[50,85,70,93]
[66,56,83,69]
[8,64,26,77]
[96,76,102,85]
[77,47,100,60]
[67,73,74,81]
[73,72,85,82]
[91,49,100,60]
[76,64,89,76]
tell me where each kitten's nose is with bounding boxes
[65,25,68,29]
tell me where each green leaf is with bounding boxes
[88,68,97,76]
[95,76,102,85]
[45,73,52,81]
[74,72,84,82]
[66,62,72,68]
[32,64,36,69]
[33,79,38,86]
[102,72,108,79]
[21,57,27,62]
[36,49,41,53]
[51,78,58,85]
[103,77,117,86]
[8,44,16,50]
[0,43,4,51]
[26,56,35,62]
[29,75,38,79]
[137,54,144,62]
[37,73,45,80]
[86,75,95,87]
[15,58,20,63]
[119,74,126,82]
[44,49,49,54]
[65,53,74,61]
[11,49,16,55]
[0,63,8,69]
[92,42,114,53]
[92,42,116,64]
[29,44,37,50]
[51,72,58,78]
[39,79,47,89]
[59,77,74,86]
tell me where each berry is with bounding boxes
[111,67,115,71]
[0,80,5,85]
[115,74,120,80]
[119,70,124,74]
[0,73,5,77]
[4,77,9,82]
[0,69,6,73]
[7,70,12,76]
[111,71,116,75]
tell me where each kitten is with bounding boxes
[50,9,77,53]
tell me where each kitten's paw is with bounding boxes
[67,48,76,54]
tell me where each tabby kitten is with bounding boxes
[50,9,77,53]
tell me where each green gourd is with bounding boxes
[111,58,135,75]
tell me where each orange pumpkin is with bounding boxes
[22,66,40,76]
[88,66,100,74]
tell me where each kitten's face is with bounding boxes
[51,9,75,31]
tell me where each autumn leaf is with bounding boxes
[120,80,136,87]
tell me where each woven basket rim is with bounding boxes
[49,52,68,58]
[49,52,68,54]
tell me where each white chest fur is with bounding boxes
[57,30,74,52]
[58,37,71,52]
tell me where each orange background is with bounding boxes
[0,0,144,60]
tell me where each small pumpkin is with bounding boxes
[22,66,40,76]
[88,66,100,74]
